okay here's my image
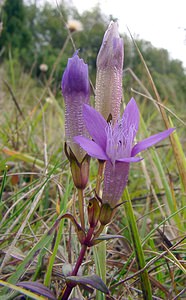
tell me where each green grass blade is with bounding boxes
[44,176,73,286]
[0,213,65,295]
[0,279,46,300]
[93,240,106,300]
[123,188,152,300]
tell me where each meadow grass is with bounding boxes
[0,32,186,300]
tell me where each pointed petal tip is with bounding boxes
[129,97,136,103]
[131,127,175,156]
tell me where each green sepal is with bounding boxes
[99,203,114,225]
[87,197,101,227]
[64,142,90,189]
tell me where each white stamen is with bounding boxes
[105,119,137,164]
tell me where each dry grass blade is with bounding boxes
[128,27,186,192]
[131,88,186,126]
[0,181,47,273]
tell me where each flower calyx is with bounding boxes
[87,197,101,228]
[65,142,90,189]
[99,203,114,226]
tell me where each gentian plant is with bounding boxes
[2,17,183,300]
[58,21,175,300]
[57,21,176,300]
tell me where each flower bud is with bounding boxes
[87,197,100,227]
[69,150,90,190]
[62,51,90,163]
[99,203,114,226]
[95,21,124,123]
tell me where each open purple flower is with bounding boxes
[74,98,175,207]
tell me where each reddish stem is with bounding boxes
[59,227,94,300]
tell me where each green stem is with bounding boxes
[123,188,152,300]
[95,160,105,195]
[77,188,85,231]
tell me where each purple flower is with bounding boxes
[95,21,124,123]
[74,98,175,207]
[62,51,90,163]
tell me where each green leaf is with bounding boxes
[66,274,109,294]
[17,281,56,300]
[93,234,124,245]
[0,279,46,300]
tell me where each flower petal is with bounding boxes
[74,136,108,160]
[117,156,143,163]
[62,53,90,96]
[122,98,139,143]
[131,128,175,156]
[83,104,107,149]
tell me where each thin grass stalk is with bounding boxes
[123,188,152,300]
[93,242,106,300]
[0,279,46,300]
[169,117,186,207]
[44,220,64,287]
[2,147,61,172]
[8,48,15,89]
[140,116,183,230]
[44,175,72,286]
[94,160,106,300]
[142,205,186,246]
[129,32,186,192]
[0,179,48,273]
[0,167,7,206]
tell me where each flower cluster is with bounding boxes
[62,21,174,210]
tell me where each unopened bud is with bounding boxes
[62,51,90,163]
[87,198,100,227]
[99,203,114,225]
[95,21,124,123]
[69,152,90,190]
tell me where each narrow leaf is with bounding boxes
[0,279,46,300]
[93,234,124,245]
[66,274,109,294]
[17,281,56,300]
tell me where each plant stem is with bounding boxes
[77,188,85,231]
[59,227,94,300]
[60,161,105,299]
[95,160,105,195]
[123,188,152,300]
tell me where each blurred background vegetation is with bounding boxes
[0,0,186,104]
